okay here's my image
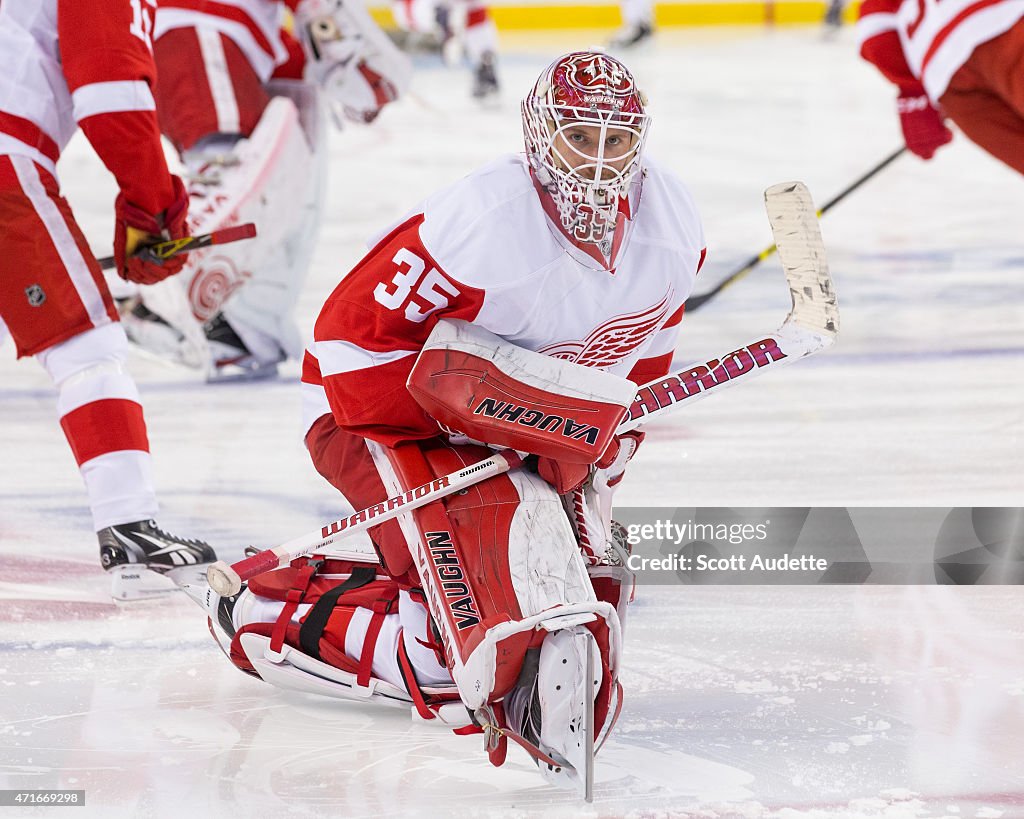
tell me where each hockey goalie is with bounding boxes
[120,0,412,378]
[197,51,707,792]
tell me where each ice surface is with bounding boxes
[1,26,1022,818]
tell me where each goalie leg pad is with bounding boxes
[130,93,318,370]
[366,437,623,711]
[172,96,316,357]
[213,558,459,712]
[218,80,328,364]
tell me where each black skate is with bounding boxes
[609,22,653,48]
[471,52,499,101]
[99,519,217,601]
[204,313,282,381]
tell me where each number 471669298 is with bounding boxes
[373,248,461,323]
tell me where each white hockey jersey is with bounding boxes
[302,154,706,446]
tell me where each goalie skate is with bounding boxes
[503,625,601,798]
[116,283,210,371]
[182,567,475,727]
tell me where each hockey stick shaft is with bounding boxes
[622,180,838,429]
[97,222,258,270]
[685,147,905,312]
[207,326,818,594]
[208,181,837,596]
[208,451,526,595]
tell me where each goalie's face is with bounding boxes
[523,51,649,245]
[551,122,640,181]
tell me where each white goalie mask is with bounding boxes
[522,51,650,245]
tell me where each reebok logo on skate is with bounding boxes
[426,531,480,631]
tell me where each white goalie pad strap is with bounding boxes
[407,319,637,464]
[295,0,412,124]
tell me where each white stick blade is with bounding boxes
[764,181,839,345]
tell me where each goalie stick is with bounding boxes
[206,181,838,598]
[97,222,257,270]
[685,148,903,311]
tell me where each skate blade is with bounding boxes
[109,563,215,602]
[536,629,597,798]
[205,360,280,383]
[109,566,177,601]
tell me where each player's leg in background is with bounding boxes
[610,0,655,49]
[390,0,498,99]
[823,0,845,30]
[0,155,215,588]
[462,2,500,100]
